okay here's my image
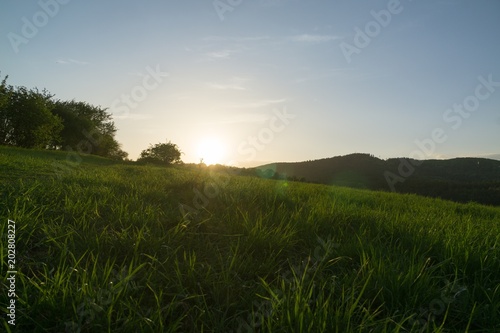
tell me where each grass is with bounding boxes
[1,146,500,332]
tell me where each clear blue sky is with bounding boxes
[2,0,499,166]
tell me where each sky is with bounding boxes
[1,0,499,166]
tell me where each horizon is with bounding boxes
[198,152,500,169]
[2,1,500,166]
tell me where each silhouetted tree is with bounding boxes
[93,133,128,160]
[51,100,127,159]
[0,72,128,159]
[50,100,94,149]
[0,74,9,136]
[137,141,182,165]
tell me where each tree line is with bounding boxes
[0,72,128,160]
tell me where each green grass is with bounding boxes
[1,146,500,332]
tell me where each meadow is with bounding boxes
[1,146,500,332]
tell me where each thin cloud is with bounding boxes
[199,36,269,63]
[212,113,271,124]
[431,153,500,161]
[293,68,350,84]
[207,76,250,91]
[436,0,460,6]
[476,153,500,161]
[229,98,286,109]
[207,83,246,91]
[113,113,152,120]
[428,153,453,160]
[259,0,291,7]
[205,49,239,60]
[203,36,271,42]
[288,34,341,43]
[163,93,189,101]
[56,58,89,65]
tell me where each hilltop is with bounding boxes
[256,153,500,206]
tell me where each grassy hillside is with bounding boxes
[256,153,500,206]
[1,147,500,332]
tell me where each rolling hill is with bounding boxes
[255,153,500,206]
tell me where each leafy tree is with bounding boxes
[51,100,128,160]
[0,74,10,137]
[0,73,8,109]
[0,72,128,159]
[0,84,62,148]
[50,100,94,149]
[137,141,182,165]
[92,132,128,160]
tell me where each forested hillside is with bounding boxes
[256,153,500,205]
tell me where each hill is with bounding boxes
[1,147,500,332]
[255,153,500,206]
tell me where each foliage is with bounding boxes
[51,99,127,159]
[0,72,127,160]
[1,146,500,332]
[137,141,182,165]
[0,73,8,111]
[0,78,63,148]
[50,100,96,149]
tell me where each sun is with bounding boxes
[196,137,227,165]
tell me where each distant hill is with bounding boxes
[255,153,500,206]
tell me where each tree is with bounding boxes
[50,100,128,160]
[50,100,94,149]
[0,73,8,109]
[137,141,182,165]
[0,84,62,148]
[92,133,128,160]
[0,73,10,138]
[0,72,128,159]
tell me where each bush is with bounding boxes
[137,141,182,165]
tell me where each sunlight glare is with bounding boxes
[197,137,227,165]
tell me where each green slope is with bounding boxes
[1,147,500,332]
